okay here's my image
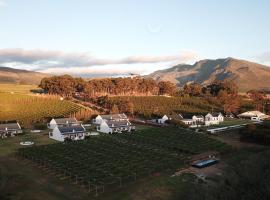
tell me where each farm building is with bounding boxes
[93,113,128,125]
[0,122,23,138]
[205,113,224,126]
[157,115,169,124]
[97,119,135,134]
[49,125,86,142]
[181,118,195,126]
[48,117,79,129]
[192,115,204,123]
[237,111,269,121]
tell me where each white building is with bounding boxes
[157,115,169,124]
[0,122,23,138]
[237,111,269,120]
[192,115,204,123]
[97,119,135,134]
[205,113,224,126]
[48,117,79,129]
[181,118,195,126]
[49,125,86,142]
[93,113,128,125]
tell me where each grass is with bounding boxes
[0,131,57,156]
[18,126,229,197]
[205,118,252,129]
[0,84,38,94]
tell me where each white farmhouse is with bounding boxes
[49,125,86,142]
[181,118,195,126]
[97,119,135,134]
[157,115,169,124]
[48,117,79,129]
[205,113,224,126]
[237,111,269,120]
[93,113,128,125]
[0,122,23,138]
[192,115,204,123]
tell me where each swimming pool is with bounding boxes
[192,159,218,168]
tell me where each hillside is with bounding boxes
[147,58,270,91]
[0,67,50,85]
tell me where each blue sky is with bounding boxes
[0,0,270,76]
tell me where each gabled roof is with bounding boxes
[167,113,183,120]
[193,115,204,118]
[53,117,78,124]
[208,112,222,117]
[99,113,127,120]
[106,120,131,128]
[57,125,85,135]
[0,123,21,131]
[238,111,265,117]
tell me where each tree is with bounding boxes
[183,83,203,96]
[126,101,134,116]
[158,81,177,95]
[111,104,119,114]
[247,90,267,112]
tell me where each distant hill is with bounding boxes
[146,58,270,91]
[0,67,50,85]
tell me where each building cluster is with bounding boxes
[0,121,22,139]
[157,112,224,127]
[93,113,135,134]
[1,110,269,142]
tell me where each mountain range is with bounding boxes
[147,57,270,91]
[1,57,270,91]
[0,66,51,85]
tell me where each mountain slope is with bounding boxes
[147,58,270,91]
[0,67,51,85]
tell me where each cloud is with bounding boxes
[0,48,199,75]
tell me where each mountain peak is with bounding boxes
[147,58,270,91]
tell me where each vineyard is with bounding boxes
[18,127,229,196]
[0,93,95,127]
[109,96,220,118]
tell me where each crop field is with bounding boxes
[0,84,38,94]
[109,96,220,117]
[18,127,229,196]
[0,93,93,127]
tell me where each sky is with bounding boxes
[0,0,270,77]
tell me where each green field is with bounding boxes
[0,93,89,127]
[0,84,38,94]
[18,126,229,196]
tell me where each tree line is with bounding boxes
[39,75,270,116]
[39,75,177,97]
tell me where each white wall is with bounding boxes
[49,127,65,142]
[97,121,112,134]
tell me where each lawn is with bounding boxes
[206,118,252,128]
[0,131,57,156]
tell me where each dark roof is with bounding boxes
[54,118,78,124]
[106,120,131,128]
[193,115,204,118]
[167,113,183,120]
[100,114,127,120]
[210,112,222,117]
[0,123,21,131]
[57,125,85,134]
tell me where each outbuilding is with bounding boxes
[49,125,86,142]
